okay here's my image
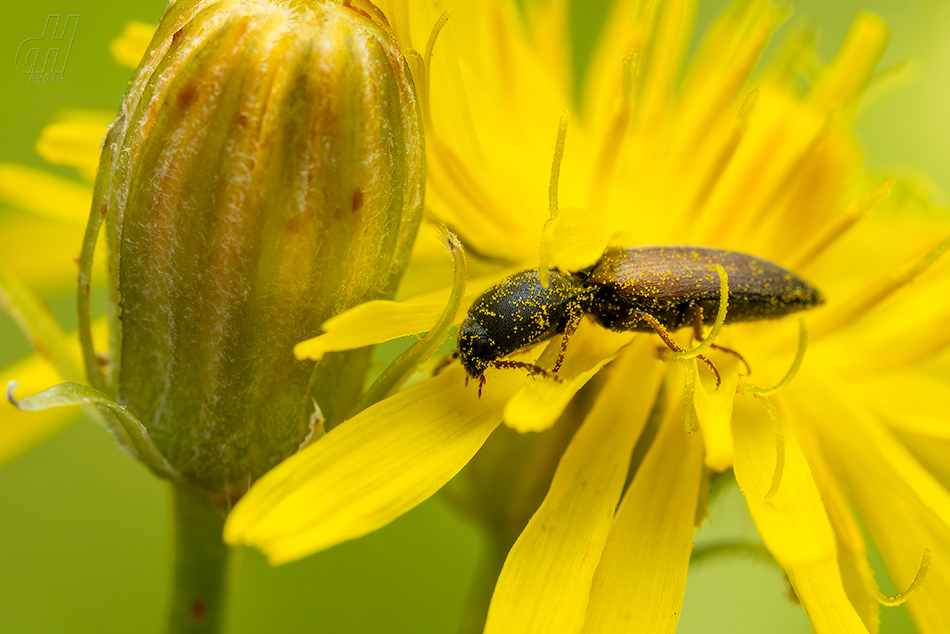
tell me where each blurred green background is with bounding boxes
[1,0,947,632]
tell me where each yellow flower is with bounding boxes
[225,1,950,633]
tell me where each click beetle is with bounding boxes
[455,245,824,394]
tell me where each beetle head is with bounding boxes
[456,314,497,378]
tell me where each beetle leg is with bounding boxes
[489,359,563,382]
[475,358,564,397]
[633,310,722,389]
[690,304,705,341]
[688,303,752,374]
[552,305,584,373]
[698,354,722,388]
[632,310,685,353]
[492,359,559,379]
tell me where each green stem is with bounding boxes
[459,533,507,634]
[168,483,231,634]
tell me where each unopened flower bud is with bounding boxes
[83,0,423,499]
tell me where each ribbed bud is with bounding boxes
[87,0,423,497]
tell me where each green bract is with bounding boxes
[77,0,424,501]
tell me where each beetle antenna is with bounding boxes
[634,309,723,389]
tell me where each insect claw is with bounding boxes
[697,354,722,389]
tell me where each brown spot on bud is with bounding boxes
[352,187,363,212]
[188,598,208,623]
[176,80,199,110]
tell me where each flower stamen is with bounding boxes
[740,320,809,498]
[871,548,932,607]
[744,319,808,398]
[539,110,570,287]
[588,50,638,213]
[422,10,451,126]
[754,394,785,500]
[405,10,452,128]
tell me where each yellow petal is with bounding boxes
[848,493,950,634]
[811,233,950,345]
[294,300,442,361]
[793,381,950,633]
[0,354,78,465]
[35,114,111,182]
[582,382,703,633]
[732,397,833,562]
[667,1,782,221]
[224,367,520,564]
[0,261,84,382]
[732,396,869,633]
[522,0,571,94]
[503,325,635,433]
[794,413,880,633]
[631,0,693,139]
[294,272,502,361]
[0,215,87,293]
[851,372,950,488]
[808,14,888,112]
[109,21,155,68]
[584,0,691,137]
[690,85,826,246]
[823,252,950,375]
[693,355,739,471]
[785,558,871,634]
[0,164,91,226]
[416,0,575,259]
[484,338,664,634]
[835,540,881,634]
